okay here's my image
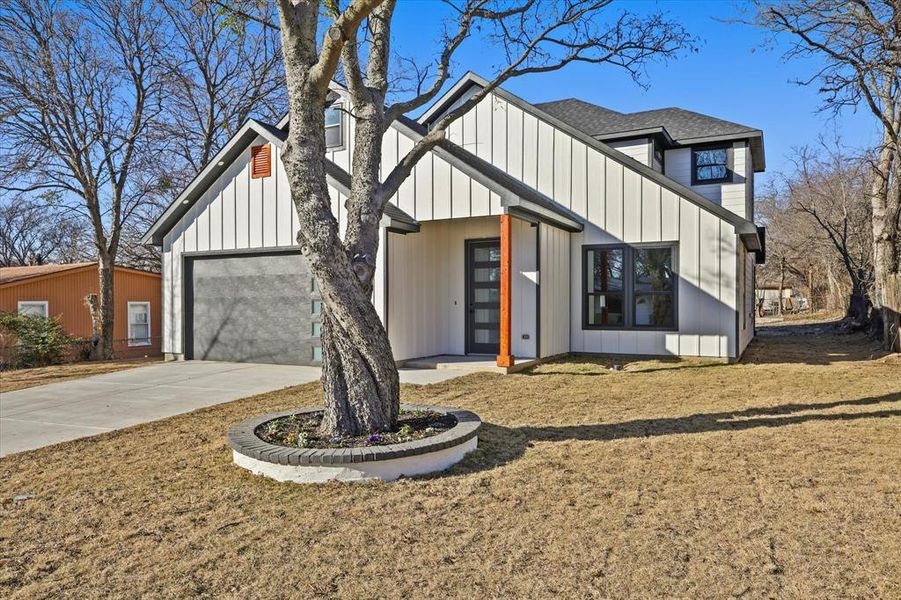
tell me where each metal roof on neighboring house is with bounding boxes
[0,262,95,285]
[0,262,159,286]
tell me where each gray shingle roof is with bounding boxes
[534,98,760,143]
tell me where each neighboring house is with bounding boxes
[0,262,162,358]
[143,72,764,369]
[756,284,806,314]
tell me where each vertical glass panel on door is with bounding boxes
[474,267,500,283]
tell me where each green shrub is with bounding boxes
[0,312,75,368]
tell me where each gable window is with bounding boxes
[583,244,677,330]
[325,103,343,149]
[691,144,731,185]
[128,302,151,346]
[17,301,48,319]
[250,144,271,179]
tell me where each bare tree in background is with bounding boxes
[158,0,285,187]
[263,0,695,436]
[0,0,166,359]
[753,0,900,350]
[757,142,877,321]
[787,142,875,325]
[0,197,88,266]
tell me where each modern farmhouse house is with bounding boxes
[143,72,764,369]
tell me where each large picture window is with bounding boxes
[691,144,731,185]
[583,244,677,330]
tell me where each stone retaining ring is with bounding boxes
[228,404,481,483]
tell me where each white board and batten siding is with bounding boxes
[160,137,358,355]
[444,90,744,359]
[665,141,751,221]
[607,138,651,167]
[387,217,537,361]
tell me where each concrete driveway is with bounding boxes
[0,361,467,457]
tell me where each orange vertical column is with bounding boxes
[497,214,514,368]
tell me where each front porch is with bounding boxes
[400,354,541,374]
[385,214,540,369]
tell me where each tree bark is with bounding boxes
[96,251,115,360]
[778,256,786,316]
[870,129,901,351]
[277,0,398,437]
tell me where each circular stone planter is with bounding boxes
[228,404,481,483]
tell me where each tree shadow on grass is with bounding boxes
[522,354,729,377]
[454,392,901,475]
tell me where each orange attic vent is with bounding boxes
[250,144,271,179]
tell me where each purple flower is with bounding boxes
[367,434,382,445]
[330,436,342,444]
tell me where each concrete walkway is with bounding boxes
[0,361,467,457]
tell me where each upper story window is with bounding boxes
[691,144,731,185]
[583,244,677,331]
[325,103,343,149]
[17,300,48,319]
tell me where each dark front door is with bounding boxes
[466,239,501,355]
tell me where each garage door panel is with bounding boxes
[187,252,319,365]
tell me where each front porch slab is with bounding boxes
[401,355,539,374]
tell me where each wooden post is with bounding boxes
[497,214,514,368]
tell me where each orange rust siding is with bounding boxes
[0,265,162,359]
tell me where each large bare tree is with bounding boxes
[0,0,166,358]
[158,0,286,186]
[787,142,875,323]
[753,0,901,350]
[262,0,694,436]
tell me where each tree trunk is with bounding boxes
[95,252,115,360]
[881,273,901,352]
[869,124,900,350]
[807,266,814,311]
[275,6,400,436]
[778,256,786,316]
[318,305,398,436]
[83,293,103,360]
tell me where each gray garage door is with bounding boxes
[185,251,321,365]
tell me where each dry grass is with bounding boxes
[0,358,161,394]
[1,322,899,599]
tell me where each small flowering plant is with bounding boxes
[255,409,457,450]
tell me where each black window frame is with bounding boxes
[690,143,733,186]
[582,243,678,332]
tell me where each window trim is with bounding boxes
[690,143,733,186]
[581,243,678,332]
[324,102,344,150]
[127,301,152,347]
[17,300,48,319]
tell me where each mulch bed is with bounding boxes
[255,409,457,449]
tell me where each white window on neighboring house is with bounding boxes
[17,301,48,318]
[128,302,151,346]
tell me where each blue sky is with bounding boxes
[389,0,879,188]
